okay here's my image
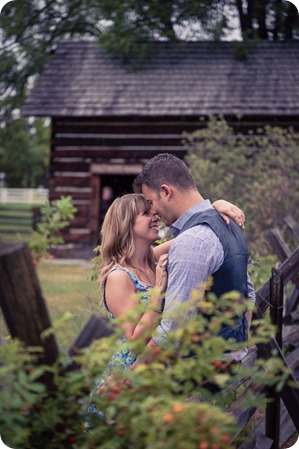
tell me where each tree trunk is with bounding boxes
[256,0,268,39]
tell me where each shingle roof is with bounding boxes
[22,40,299,117]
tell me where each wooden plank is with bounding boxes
[237,434,273,449]
[68,314,114,357]
[256,339,299,432]
[50,190,93,200]
[51,161,90,172]
[52,147,186,159]
[285,215,299,242]
[49,176,92,188]
[52,136,183,146]
[283,323,299,347]
[266,228,291,262]
[255,247,299,316]
[285,286,299,316]
[91,162,143,175]
[90,174,100,247]
[53,117,202,132]
[55,231,92,244]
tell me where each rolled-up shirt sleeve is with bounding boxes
[153,225,224,347]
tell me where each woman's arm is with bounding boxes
[105,256,168,342]
[153,239,173,261]
[212,199,245,229]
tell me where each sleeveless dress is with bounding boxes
[87,266,152,421]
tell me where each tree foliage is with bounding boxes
[184,116,299,255]
[0,117,50,187]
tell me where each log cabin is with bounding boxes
[22,40,299,258]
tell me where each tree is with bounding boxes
[0,117,49,187]
[184,116,299,255]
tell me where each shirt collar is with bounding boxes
[170,199,213,237]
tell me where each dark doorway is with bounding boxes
[99,174,135,226]
[101,174,135,198]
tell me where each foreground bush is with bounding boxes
[0,291,289,449]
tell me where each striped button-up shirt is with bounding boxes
[153,200,255,360]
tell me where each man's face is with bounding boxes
[141,184,175,227]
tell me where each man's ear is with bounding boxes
[160,184,172,199]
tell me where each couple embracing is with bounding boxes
[90,153,255,404]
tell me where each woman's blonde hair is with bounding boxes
[98,193,155,293]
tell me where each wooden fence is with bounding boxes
[0,216,299,448]
[0,188,47,236]
[0,188,48,204]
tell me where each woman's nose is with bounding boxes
[151,213,160,221]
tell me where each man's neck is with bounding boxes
[174,190,204,218]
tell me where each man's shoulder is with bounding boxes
[172,223,223,253]
[176,223,219,241]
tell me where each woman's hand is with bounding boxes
[212,199,245,229]
[155,254,168,294]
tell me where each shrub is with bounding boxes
[0,291,290,449]
[184,116,299,255]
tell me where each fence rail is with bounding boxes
[0,188,48,204]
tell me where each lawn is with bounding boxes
[0,259,103,350]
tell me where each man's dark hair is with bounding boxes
[133,153,196,194]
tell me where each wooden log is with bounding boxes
[66,314,115,371]
[0,242,59,367]
[285,215,299,242]
[265,268,283,448]
[255,247,299,317]
[283,323,299,347]
[68,314,114,357]
[285,286,299,317]
[265,228,291,262]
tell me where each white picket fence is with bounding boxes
[0,188,49,204]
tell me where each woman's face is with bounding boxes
[132,203,160,243]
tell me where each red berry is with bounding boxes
[111,386,121,394]
[162,413,174,423]
[220,434,230,443]
[198,442,209,449]
[212,360,222,370]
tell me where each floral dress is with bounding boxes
[87,267,151,421]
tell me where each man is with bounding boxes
[133,153,255,362]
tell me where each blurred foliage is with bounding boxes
[0,118,50,187]
[0,289,291,449]
[185,116,299,255]
[28,196,77,263]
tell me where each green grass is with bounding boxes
[0,259,102,350]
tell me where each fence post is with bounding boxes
[0,241,59,389]
[265,268,284,449]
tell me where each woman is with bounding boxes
[89,195,245,392]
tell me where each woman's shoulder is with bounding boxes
[107,266,145,290]
[107,266,138,284]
